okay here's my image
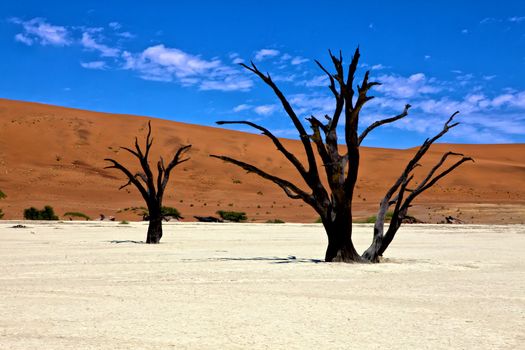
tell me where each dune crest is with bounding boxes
[0,98,523,223]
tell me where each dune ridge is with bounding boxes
[0,98,524,223]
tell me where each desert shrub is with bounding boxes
[315,217,323,223]
[140,206,182,220]
[23,206,59,220]
[357,211,395,224]
[63,211,91,220]
[161,206,182,220]
[266,219,285,224]
[119,220,130,224]
[0,209,4,219]
[0,190,6,199]
[216,210,247,222]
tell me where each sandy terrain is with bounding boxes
[0,98,524,224]
[0,221,523,349]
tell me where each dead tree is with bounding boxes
[211,48,473,263]
[105,122,191,243]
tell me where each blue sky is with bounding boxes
[1,0,524,147]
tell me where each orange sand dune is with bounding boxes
[0,98,523,223]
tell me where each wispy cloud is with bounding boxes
[254,104,278,116]
[508,16,525,23]
[233,104,252,112]
[375,73,442,99]
[80,61,107,70]
[123,44,253,91]
[254,49,280,61]
[291,56,308,65]
[81,32,120,57]
[10,17,71,46]
[108,21,122,30]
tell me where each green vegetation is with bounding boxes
[266,219,285,224]
[216,210,247,222]
[315,217,323,223]
[0,209,4,219]
[63,211,91,221]
[23,206,59,220]
[119,220,130,224]
[161,206,182,220]
[355,211,395,224]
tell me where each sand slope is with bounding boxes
[0,98,524,223]
[0,222,524,349]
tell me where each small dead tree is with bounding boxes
[211,48,473,263]
[105,122,191,243]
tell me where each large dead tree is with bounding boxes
[105,122,191,243]
[211,48,473,263]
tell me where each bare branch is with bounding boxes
[216,120,308,178]
[104,158,149,201]
[210,154,312,202]
[240,62,319,178]
[358,104,411,145]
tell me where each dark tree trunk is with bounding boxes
[105,121,191,244]
[323,207,363,263]
[146,215,163,244]
[211,49,472,263]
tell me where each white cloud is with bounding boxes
[11,17,71,46]
[254,49,280,61]
[80,61,107,70]
[289,93,333,116]
[117,31,135,39]
[371,64,387,70]
[480,17,499,24]
[123,44,253,91]
[376,73,442,99]
[199,76,253,91]
[81,32,120,57]
[108,22,122,30]
[291,56,308,65]
[233,104,252,112]
[424,55,431,60]
[254,104,278,116]
[508,16,525,23]
[461,29,469,34]
[303,75,328,87]
[14,33,33,45]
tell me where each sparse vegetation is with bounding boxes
[119,220,130,224]
[161,206,182,220]
[0,209,4,219]
[23,206,59,220]
[216,210,247,222]
[266,219,285,223]
[357,211,395,224]
[63,211,91,220]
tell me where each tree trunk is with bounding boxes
[146,215,163,244]
[323,209,363,263]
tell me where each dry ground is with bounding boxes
[0,222,524,349]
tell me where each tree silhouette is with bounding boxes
[105,122,191,243]
[211,48,473,262]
